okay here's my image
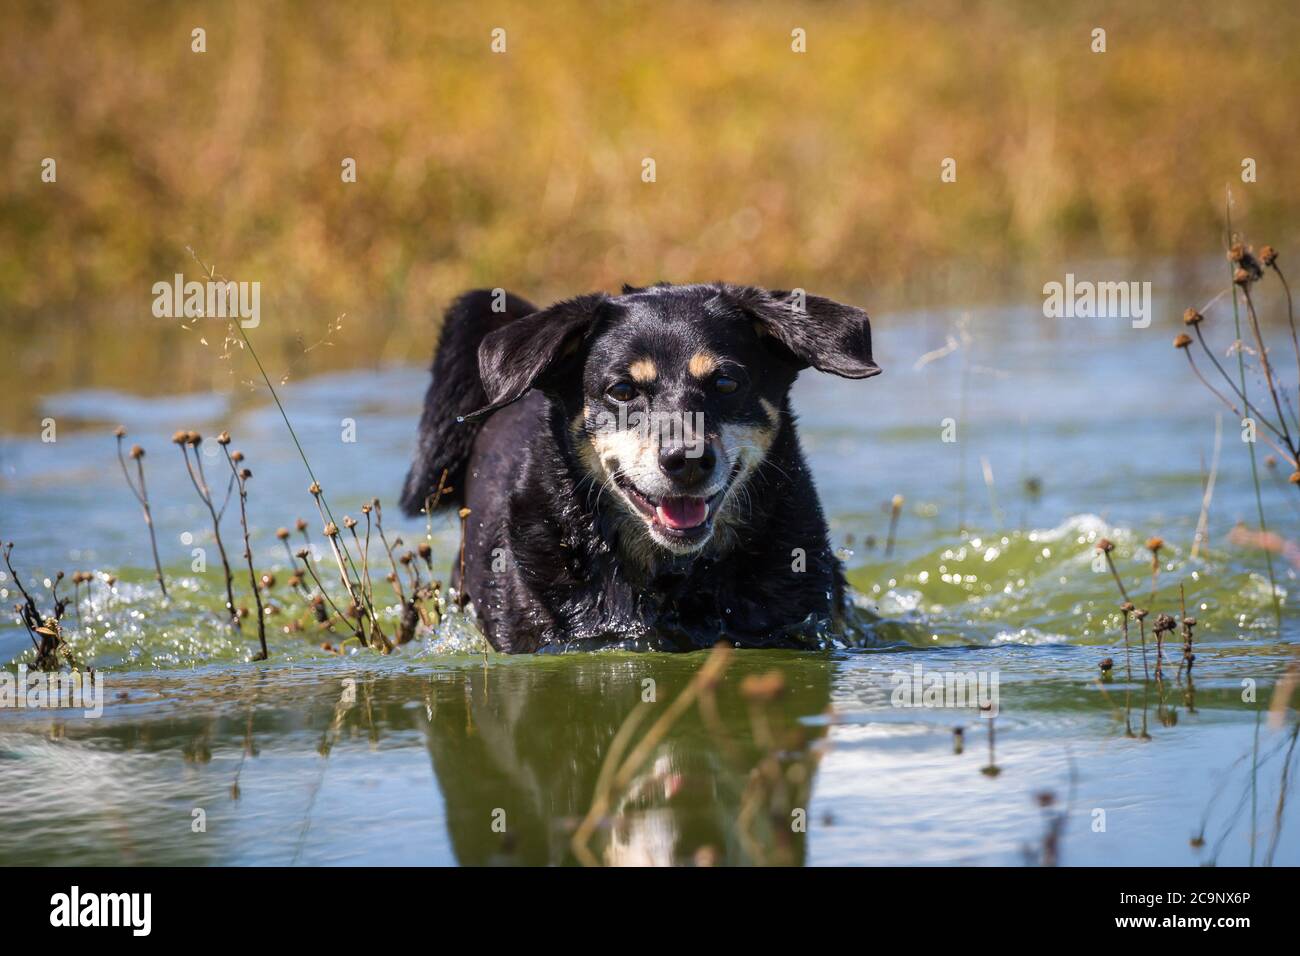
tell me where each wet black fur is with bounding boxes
[400,283,880,653]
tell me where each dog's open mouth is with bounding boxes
[613,463,740,544]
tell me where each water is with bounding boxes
[2,299,1298,866]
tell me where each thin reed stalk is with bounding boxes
[115,427,167,597]
[175,431,239,630]
[222,438,268,660]
[1223,207,1283,632]
[1190,415,1222,561]
[885,495,903,558]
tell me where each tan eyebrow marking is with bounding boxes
[628,358,657,383]
[759,398,781,426]
[688,351,719,378]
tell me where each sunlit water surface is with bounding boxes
[2,297,1298,865]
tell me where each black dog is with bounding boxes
[400,283,880,653]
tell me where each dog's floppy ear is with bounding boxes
[462,292,610,421]
[725,286,881,379]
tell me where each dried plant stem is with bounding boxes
[1270,260,1300,415]
[311,494,387,650]
[423,468,451,543]
[1121,611,1132,683]
[348,522,375,611]
[1224,208,1283,634]
[4,542,43,633]
[1101,550,1129,603]
[224,446,268,660]
[297,553,361,641]
[980,713,999,776]
[178,439,240,631]
[185,248,373,602]
[1182,347,1296,466]
[1137,616,1150,682]
[1191,327,1284,441]
[115,432,167,597]
[1191,414,1222,561]
[323,529,368,646]
[374,501,408,605]
[1240,284,1295,452]
[885,494,903,558]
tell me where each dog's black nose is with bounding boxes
[659,443,717,486]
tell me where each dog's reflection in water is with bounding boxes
[421,652,833,866]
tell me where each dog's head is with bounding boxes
[469,283,880,558]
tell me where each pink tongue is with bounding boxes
[656,497,709,530]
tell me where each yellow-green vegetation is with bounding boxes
[1,0,1297,430]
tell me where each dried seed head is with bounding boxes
[1265,455,1278,468]
[114,425,127,438]
[1290,471,1300,485]
[1097,538,1114,553]
[309,482,321,496]
[1134,608,1149,620]
[231,450,245,462]
[276,527,290,540]
[1260,245,1278,267]
[1146,536,1163,553]
[1121,601,1135,613]
[240,467,251,480]
[261,574,276,589]
[891,494,904,509]
[295,547,309,559]
[361,504,371,514]
[400,552,413,565]
[186,431,201,446]
[458,507,472,520]
[171,430,187,445]
[217,431,231,445]
[129,444,144,459]
[1229,242,1247,263]
[1153,613,1177,633]
[288,573,302,588]
[417,542,432,559]
[343,516,357,529]
[324,522,339,537]
[1233,267,1253,287]
[296,518,308,532]
[1099,658,1114,672]
[1173,333,1193,349]
[1182,616,1196,627]
[1182,308,1204,326]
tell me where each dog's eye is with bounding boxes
[714,375,740,394]
[606,382,639,403]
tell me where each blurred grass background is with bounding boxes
[1,0,1297,432]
